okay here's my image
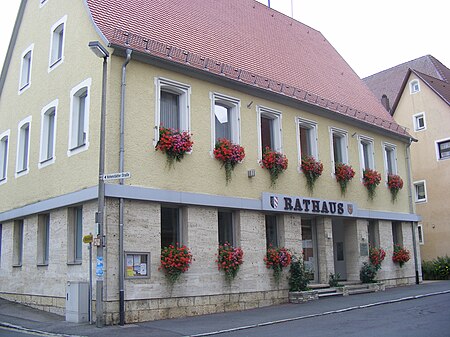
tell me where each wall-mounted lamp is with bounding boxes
[248,169,256,178]
[247,101,254,109]
[351,132,357,138]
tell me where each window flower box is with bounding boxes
[213,138,245,184]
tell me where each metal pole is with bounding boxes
[88,241,92,324]
[96,56,108,328]
[119,49,132,326]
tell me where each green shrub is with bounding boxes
[328,273,341,287]
[289,257,310,291]
[434,256,450,280]
[421,260,436,280]
[360,262,377,283]
[422,256,450,280]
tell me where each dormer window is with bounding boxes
[410,80,420,94]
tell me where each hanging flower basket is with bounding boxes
[335,163,355,195]
[301,155,323,193]
[369,246,386,271]
[392,244,410,268]
[159,244,193,285]
[362,169,382,200]
[213,138,246,184]
[260,147,288,186]
[216,243,244,282]
[264,246,292,283]
[155,126,193,168]
[387,174,404,202]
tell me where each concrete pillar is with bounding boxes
[316,217,334,284]
[343,219,369,281]
[377,220,395,283]
[282,214,302,257]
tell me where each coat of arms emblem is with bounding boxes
[347,204,353,215]
[270,196,278,209]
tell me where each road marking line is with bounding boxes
[186,289,450,337]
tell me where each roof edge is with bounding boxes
[108,29,410,138]
[83,0,109,47]
[392,69,450,114]
[110,40,412,142]
[0,0,27,99]
[414,70,450,106]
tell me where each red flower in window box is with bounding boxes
[155,126,193,167]
[260,147,288,186]
[387,174,404,202]
[335,163,355,195]
[369,247,386,271]
[213,138,245,184]
[301,155,323,193]
[362,169,382,200]
[216,242,244,282]
[392,244,410,268]
[264,246,292,282]
[159,244,193,285]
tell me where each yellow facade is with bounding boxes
[0,1,422,325]
[393,73,450,260]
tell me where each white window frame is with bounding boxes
[67,206,83,264]
[18,44,34,94]
[382,142,398,178]
[329,127,349,175]
[409,80,420,94]
[296,117,318,171]
[48,15,67,72]
[68,78,91,156]
[210,92,241,152]
[16,117,32,178]
[358,134,375,175]
[413,180,427,203]
[417,223,424,245]
[435,137,450,161]
[412,112,426,132]
[0,130,10,184]
[154,77,191,146]
[257,106,283,160]
[39,100,58,168]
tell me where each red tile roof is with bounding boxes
[87,0,408,137]
[363,55,450,114]
[414,71,450,105]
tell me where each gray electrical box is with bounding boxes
[66,281,89,323]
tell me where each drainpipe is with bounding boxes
[406,137,420,284]
[119,48,132,325]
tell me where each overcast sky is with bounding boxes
[0,1,449,78]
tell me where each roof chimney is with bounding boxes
[381,94,390,112]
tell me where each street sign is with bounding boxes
[102,172,131,181]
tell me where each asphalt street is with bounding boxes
[0,281,449,337]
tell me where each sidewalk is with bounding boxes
[1,281,449,337]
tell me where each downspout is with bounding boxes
[119,48,132,326]
[406,137,419,284]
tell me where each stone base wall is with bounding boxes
[288,290,318,303]
[0,293,65,316]
[106,290,288,324]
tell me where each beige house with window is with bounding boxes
[0,0,421,325]
[364,56,450,261]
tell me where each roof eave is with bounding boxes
[110,43,412,143]
[0,0,27,99]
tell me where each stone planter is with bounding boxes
[288,290,318,304]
